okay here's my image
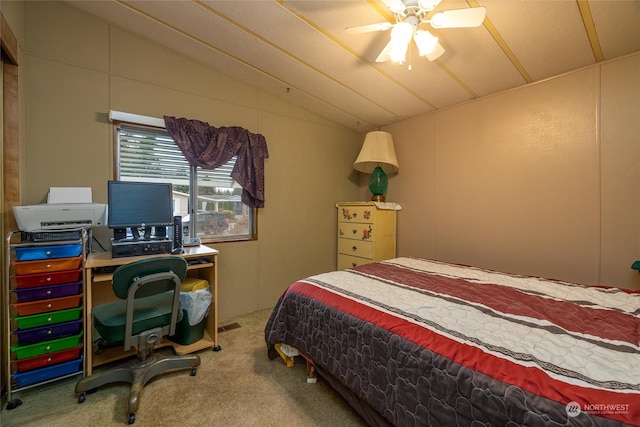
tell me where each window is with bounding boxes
[115,123,256,242]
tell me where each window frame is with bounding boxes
[113,121,257,244]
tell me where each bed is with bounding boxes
[264,257,640,426]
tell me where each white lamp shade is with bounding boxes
[353,131,399,175]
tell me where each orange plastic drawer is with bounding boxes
[12,294,82,317]
[13,269,82,289]
[12,257,82,275]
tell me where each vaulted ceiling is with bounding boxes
[65,0,640,132]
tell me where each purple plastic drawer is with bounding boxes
[12,320,83,345]
[11,281,82,303]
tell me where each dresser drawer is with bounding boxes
[337,254,371,270]
[338,238,373,259]
[338,223,374,241]
[338,205,374,224]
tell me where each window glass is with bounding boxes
[116,124,256,242]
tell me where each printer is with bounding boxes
[13,203,107,231]
[13,187,106,232]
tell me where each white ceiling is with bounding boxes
[64,0,640,132]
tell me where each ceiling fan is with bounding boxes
[347,0,487,64]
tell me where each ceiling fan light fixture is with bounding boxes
[418,0,441,12]
[414,30,438,56]
[389,21,414,63]
[388,0,406,13]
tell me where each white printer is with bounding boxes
[12,187,107,232]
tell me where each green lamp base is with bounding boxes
[368,166,388,202]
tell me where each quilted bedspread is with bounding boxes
[264,257,640,426]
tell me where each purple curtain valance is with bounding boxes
[164,116,269,208]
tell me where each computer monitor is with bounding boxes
[107,180,173,241]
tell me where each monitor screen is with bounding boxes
[107,180,173,229]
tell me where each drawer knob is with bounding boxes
[46,277,52,282]
[46,290,52,295]
[47,303,52,308]
[47,329,52,335]
[45,251,52,256]
[47,317,53,322]
[352,246,357,252]
[46,346,51,351]
[351,263,357,268]
[47,357,52,363]
[352,229,357,234]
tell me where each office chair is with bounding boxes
[75,256,201,425]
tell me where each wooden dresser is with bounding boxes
[336,202,399,270]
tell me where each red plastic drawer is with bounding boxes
[12,269,82,289]
[11,281,82,303]
[12,320,83,345]
[12,345,83,373]
[12,256,82,275]
[13,244,82,261]
[12,294,82,317]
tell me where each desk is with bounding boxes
[83,246,219,375]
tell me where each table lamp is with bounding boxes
[353,131,399,202]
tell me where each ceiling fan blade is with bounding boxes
[346,22,393,34]
[430,6,487,28]
[425,41,445,61]
[375,39,394,63]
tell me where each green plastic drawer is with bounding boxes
[12,308,82,330]
[11,332,83,360]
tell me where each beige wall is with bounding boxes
[386,53,640,290]
[21,2,361,321]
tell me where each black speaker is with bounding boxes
[155,225,167,238]
[172,215,183,253]
[113,228,127,241]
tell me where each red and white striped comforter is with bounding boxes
[265,257,640,426]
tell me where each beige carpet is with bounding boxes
[1,308,366,426]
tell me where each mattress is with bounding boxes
[265,257,640,426]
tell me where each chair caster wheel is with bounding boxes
[78,393,86,404]
[128,413,136,424]
[190,368,197,376]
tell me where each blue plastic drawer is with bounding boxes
[13,244,82,261]
[11,281,82,303]
[12,320,82,345]
[11,357,83,388]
